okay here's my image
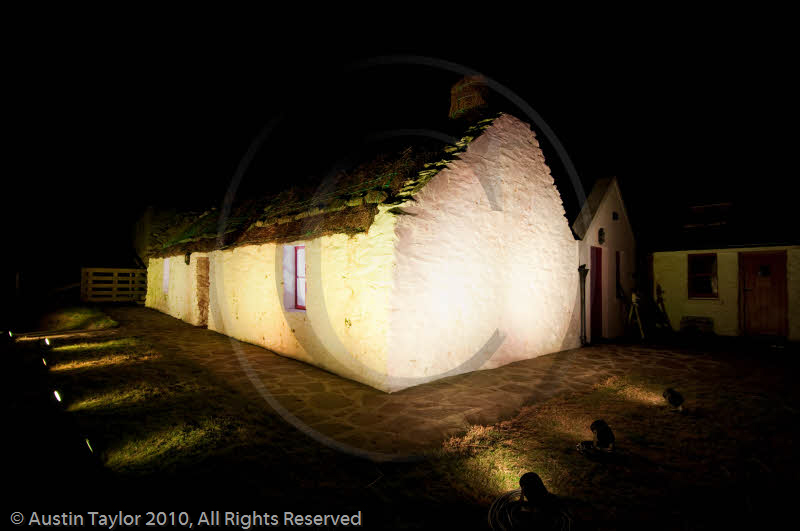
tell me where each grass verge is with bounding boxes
[37,305,118,331]
[434,362,800,529]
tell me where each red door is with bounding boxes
[591,246,603,341]
[740,251,788,336]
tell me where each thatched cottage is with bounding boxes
[145,80,635,392]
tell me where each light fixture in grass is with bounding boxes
[487,471,572,530]
[663,388,685,412]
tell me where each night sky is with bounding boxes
[5,25,793,298]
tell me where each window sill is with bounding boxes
[688,296,719,301]
[285,308,306,313]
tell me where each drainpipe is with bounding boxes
[578,264,589,346]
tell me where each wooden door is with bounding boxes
[196,257,210,328]
[591,246,603,341]
[740,251,787,336]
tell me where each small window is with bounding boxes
[612,211,619,220]
[282,244,307,311]
[162,257,170,295]
[688,253,717,298]
[295,246,306,310]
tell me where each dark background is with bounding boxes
[3,21,793,322]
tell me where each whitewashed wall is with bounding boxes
[145,253,209,326]
[386,114,580,391]
[577,180,637,340]
[147,114,585,393]
[204,207,399,391]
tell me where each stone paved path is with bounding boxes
[96,306,724,459]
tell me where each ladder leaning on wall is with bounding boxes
[626,286,673,340]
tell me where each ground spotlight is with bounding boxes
[663,388,685,411]
[42,358,47,367]
[577,419,615,458]
[40,338,52,350]
[488,471,572,530]
[54,390,62,402]
[85,439,93,453]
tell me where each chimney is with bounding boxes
[449,75,489,120]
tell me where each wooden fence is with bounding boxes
[81,268,147,303]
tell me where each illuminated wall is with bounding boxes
[386,114,580,390]
[146,114,585,392]
[577,180,637,340]
[653,246,800,340]
[146,253,209,326]
[204,207,398,391]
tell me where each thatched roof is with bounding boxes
[153,114,502,258]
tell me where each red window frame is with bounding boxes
[295,246,306,310]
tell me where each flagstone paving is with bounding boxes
[92,306,735,460]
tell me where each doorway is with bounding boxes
[740,251,788,336]
[591,246,603,341]
[196,257,210,328]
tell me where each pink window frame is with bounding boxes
[295,246,306,310]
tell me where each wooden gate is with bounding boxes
[81,268,147,302]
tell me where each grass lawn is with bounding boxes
[30,332,486,527]
[13,327,799,529]
[36,305,118,332]
[436,349,800,529]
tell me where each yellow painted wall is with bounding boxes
[791,248,800,341]
[652,246,800,340]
